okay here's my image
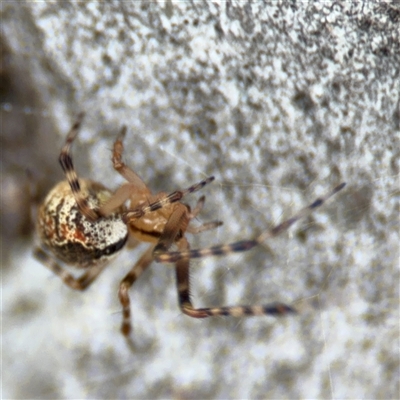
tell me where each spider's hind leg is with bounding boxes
[33,246,107,290]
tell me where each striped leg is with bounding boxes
[33,247,107,290]
[58,113,98,221]
[175,238,295,318]
[122,176,215,223]
[155,183,346,263]
[118,246,154,337]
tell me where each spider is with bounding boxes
[34,113,346,338]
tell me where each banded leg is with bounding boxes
[175,238,295,318]
[58,113,98,221]
[122,176,215,223]
[155,182,346,263]
[118,246,154,336]
[34,247,107,290]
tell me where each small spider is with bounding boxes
[34,113,346,338]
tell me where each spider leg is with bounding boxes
[118,246,154,337]
[122,176,215,223]
[153,204,190,254]
[187,221,223,234]
[186,195,223,234]
[174,237,295,318]
[34,246,107,290]
[190,195,206,218]
[58,113,98,221]
[98,128,153,217]
[111,126,150,191]
[155,182,346,263]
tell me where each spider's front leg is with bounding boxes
[122,176,215,222]
[151,203,294,319]
[174,237,296,319]
[157,182,346,319]
[154,182,346,263]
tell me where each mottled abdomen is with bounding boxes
[37,180,128,268]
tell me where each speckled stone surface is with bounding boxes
[2,3,399,399]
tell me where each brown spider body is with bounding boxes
[34,113,345,338]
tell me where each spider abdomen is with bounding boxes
[37,180,128,268]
